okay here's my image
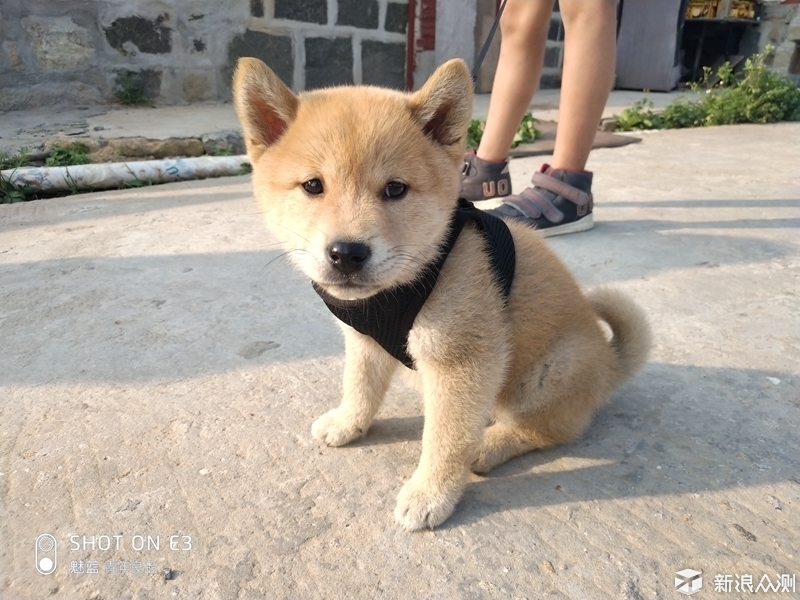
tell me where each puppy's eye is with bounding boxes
[384,181,407,200]
[302,179,323,195]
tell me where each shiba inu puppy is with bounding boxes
[233,57,651,531]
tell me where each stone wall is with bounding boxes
[755,2,800,79]
[3,0,793,112]
[236,0,408,91]
[472,0,564,93]
[0,0,409,111]
[541,8,565,89]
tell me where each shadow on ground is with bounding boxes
[344,362,798,525]
[1,197,796,385]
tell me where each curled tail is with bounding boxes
[588,287,652,383]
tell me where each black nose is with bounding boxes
[327,241,371,274]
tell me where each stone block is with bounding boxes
[385,2,409,34]
[0,82,104,111]
[105,14,172,55]
[361,40,406,89]
[275,0,327,24]
[548,19,562,42]
[114,69,162,101]
[227,30,294,89]
[250,0,265,18]
[45,136,107,155]
[787,11,800,41]
[201,131,246,156]
[338,0,379,29]
[543,45,561,69]
[772,40,795,73]
[3,42,22,68]
[181,73,214,102]
[109,137,205,159]
[790,44,800,76]
[305,37,353,89]
[22,17,94,70]
[539,72,561,89]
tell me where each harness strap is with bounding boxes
[313,199,515,369]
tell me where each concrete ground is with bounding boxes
[0,90,700,156]
[1,120,799,600]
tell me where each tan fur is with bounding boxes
[233,57,652,531]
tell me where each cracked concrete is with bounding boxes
[1,122,799,599]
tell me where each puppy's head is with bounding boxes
[233,58,473,300]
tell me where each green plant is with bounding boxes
[615,99,664,131]
[116,74,153,107]
[512,112,543,147]
[239,162,253,175]
[1,148,37,203]
[0,147,32,170]
[702,47,800,125]
[615,45,800,132]
[467,112,542,149]
[46,142,91,167]
[661,97,707,129]
[467,118,485,149]
[0,174,36,203]
[211,147,235,157]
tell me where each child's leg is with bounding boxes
[552,0,617,171]
[476,0,555,162]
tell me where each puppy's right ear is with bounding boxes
[233,58,298,162]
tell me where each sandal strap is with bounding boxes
[531,170,593,208]
[502,187,565,224]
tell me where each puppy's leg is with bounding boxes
[394,362,503,530]
[472,333,616,474]
[312,326,397,447]
[471,420,549,474]
[471,409,590,474]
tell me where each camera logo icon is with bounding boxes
[675,568,703,595]
[35,534,57,575]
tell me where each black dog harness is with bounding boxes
[312,199,515,369]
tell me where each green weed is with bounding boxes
[0,174,36,203]
[615,45,800,132]
[512,112,543,146]
[0,148,36,203]
[615,99,665,131]
[46,143,91,167]
[467,118,485,149]
[116,74,154,107]
[0,147,33,170]
[467,112,542,149]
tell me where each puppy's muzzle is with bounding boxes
[327,241,371,275]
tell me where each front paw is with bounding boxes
[311,407,368,447]
[394,472,464,531]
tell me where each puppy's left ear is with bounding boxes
[408,59,473,148]
[233,57,299,162]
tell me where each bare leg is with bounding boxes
[551,0,617,171]
[476,0,555,162]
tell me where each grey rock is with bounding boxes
[21,17,94,70]
[201,130,246,156]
